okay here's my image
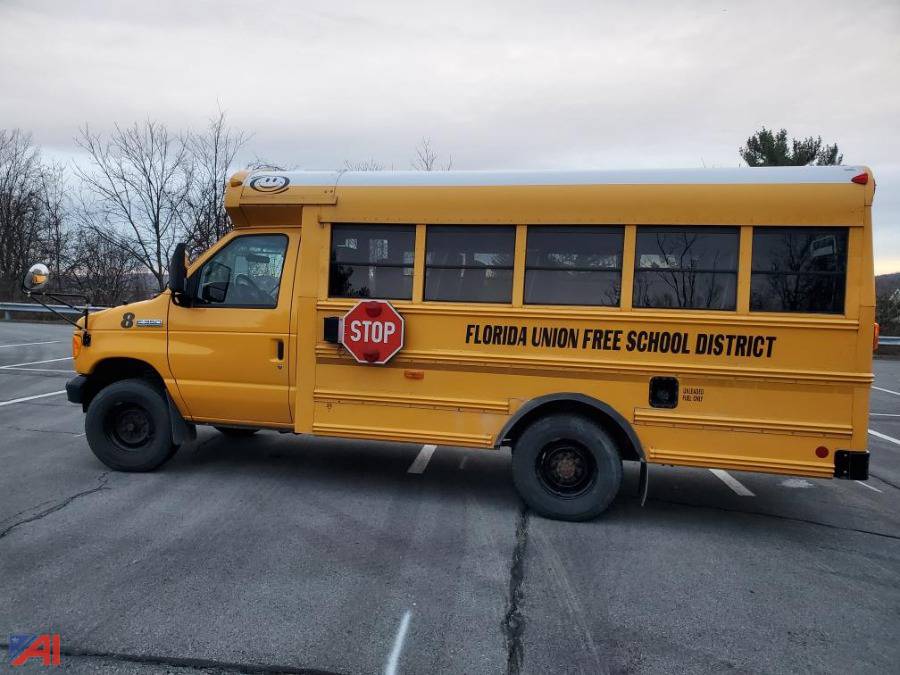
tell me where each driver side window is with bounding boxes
[195,234,288,308]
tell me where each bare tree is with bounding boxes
[182,111,248,256]
[412,138,452,171]
[36,163,72,285]
[343,158,384,171]
[75,121,192,292]
[68,227,140,306]
[0,129,44,299]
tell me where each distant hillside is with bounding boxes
[877,273,900,296]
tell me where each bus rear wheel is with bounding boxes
[511,414,622,521]
[85,378,179,472]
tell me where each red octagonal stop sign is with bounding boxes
[340,300,405,365]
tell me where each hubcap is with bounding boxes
[536,441,597,497]
[108,404,154,450]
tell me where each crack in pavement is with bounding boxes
[0,643,344,675]
[502,506,529,675]
[647,497,900,541]
[0,472,109,541]
[4,425,84,436]
[870,472,900,491]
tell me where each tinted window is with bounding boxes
[525,226,623,306]
[196,234,288,308]
[750,227,848,313]
[330,224,415,299]
[633,227,739,310]
[425,226,515,302]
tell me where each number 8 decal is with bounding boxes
[121,312,134,328]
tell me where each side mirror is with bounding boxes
[169,242,189,305]
[23,263,50,292]
[201,281,229,303]
[169,243,188,294]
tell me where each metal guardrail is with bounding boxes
[2,300,900,345]
[0,301,102,320]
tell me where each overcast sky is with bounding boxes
[2,0,898,272]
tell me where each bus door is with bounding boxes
[167,230,299,426]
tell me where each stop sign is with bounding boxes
[340,300,405,365]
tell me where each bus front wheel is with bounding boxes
[511,414,622,521]
[85,378,179,472]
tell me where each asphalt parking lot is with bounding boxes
[1,321,898,674]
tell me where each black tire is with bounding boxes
[85,378,178,472]
[214,426,259,438]
[511,414,622,521]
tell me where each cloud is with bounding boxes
[2,0,899,268]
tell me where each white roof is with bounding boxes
[248,166,868,188]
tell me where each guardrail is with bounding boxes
[2,300,900,346]
[0,301,103,320]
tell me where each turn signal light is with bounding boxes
[874,322,880,352]
[72,332,82,359]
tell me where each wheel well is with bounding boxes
[499,396,643,462]
[82,358,164,410]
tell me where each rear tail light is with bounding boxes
[851,172,869,185]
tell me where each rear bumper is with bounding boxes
[65,375,88,405]
[834,450,869,480]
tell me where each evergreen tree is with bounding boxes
[740,127,842,166]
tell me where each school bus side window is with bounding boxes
[195,234,288,308]
[750,227,848,313]
[425,226,515,302]
[633,226,739,310]
[525,226,623,306]
[329,224,415,299]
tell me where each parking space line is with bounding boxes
[0,390,66,407]
[407,444,436,474]
[1,367,73,373]
[870,413,900,417]
[0,357,72,369]
[709,469,755,496]
[0,340,65,349]
[384,609,412,675]
[868,429,900,447]
[872,385,900,397]
[459,456,468,470]
[856,480,882,493]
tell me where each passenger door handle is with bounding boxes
[276,339,284,361]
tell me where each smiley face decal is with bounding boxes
[248,175,290,194]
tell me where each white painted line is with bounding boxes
[868,428,900,447]
[872,385,900,397]
[709,469,755,496]
[0,357,72,369]
[870,413,900,417]
[459,456,468,470]
[856,480,882,493]
[384,609,412,675]
[407,444,436,474]
[0,367,73,373]
[0,340,65,349]
[0,390,66,407]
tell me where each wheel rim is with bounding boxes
[535,440,597,498]
[107,403,154,450]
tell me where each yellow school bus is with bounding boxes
[41,166,876,521]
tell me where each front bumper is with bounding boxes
[66,375,88,405]
[834,450,869,480]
